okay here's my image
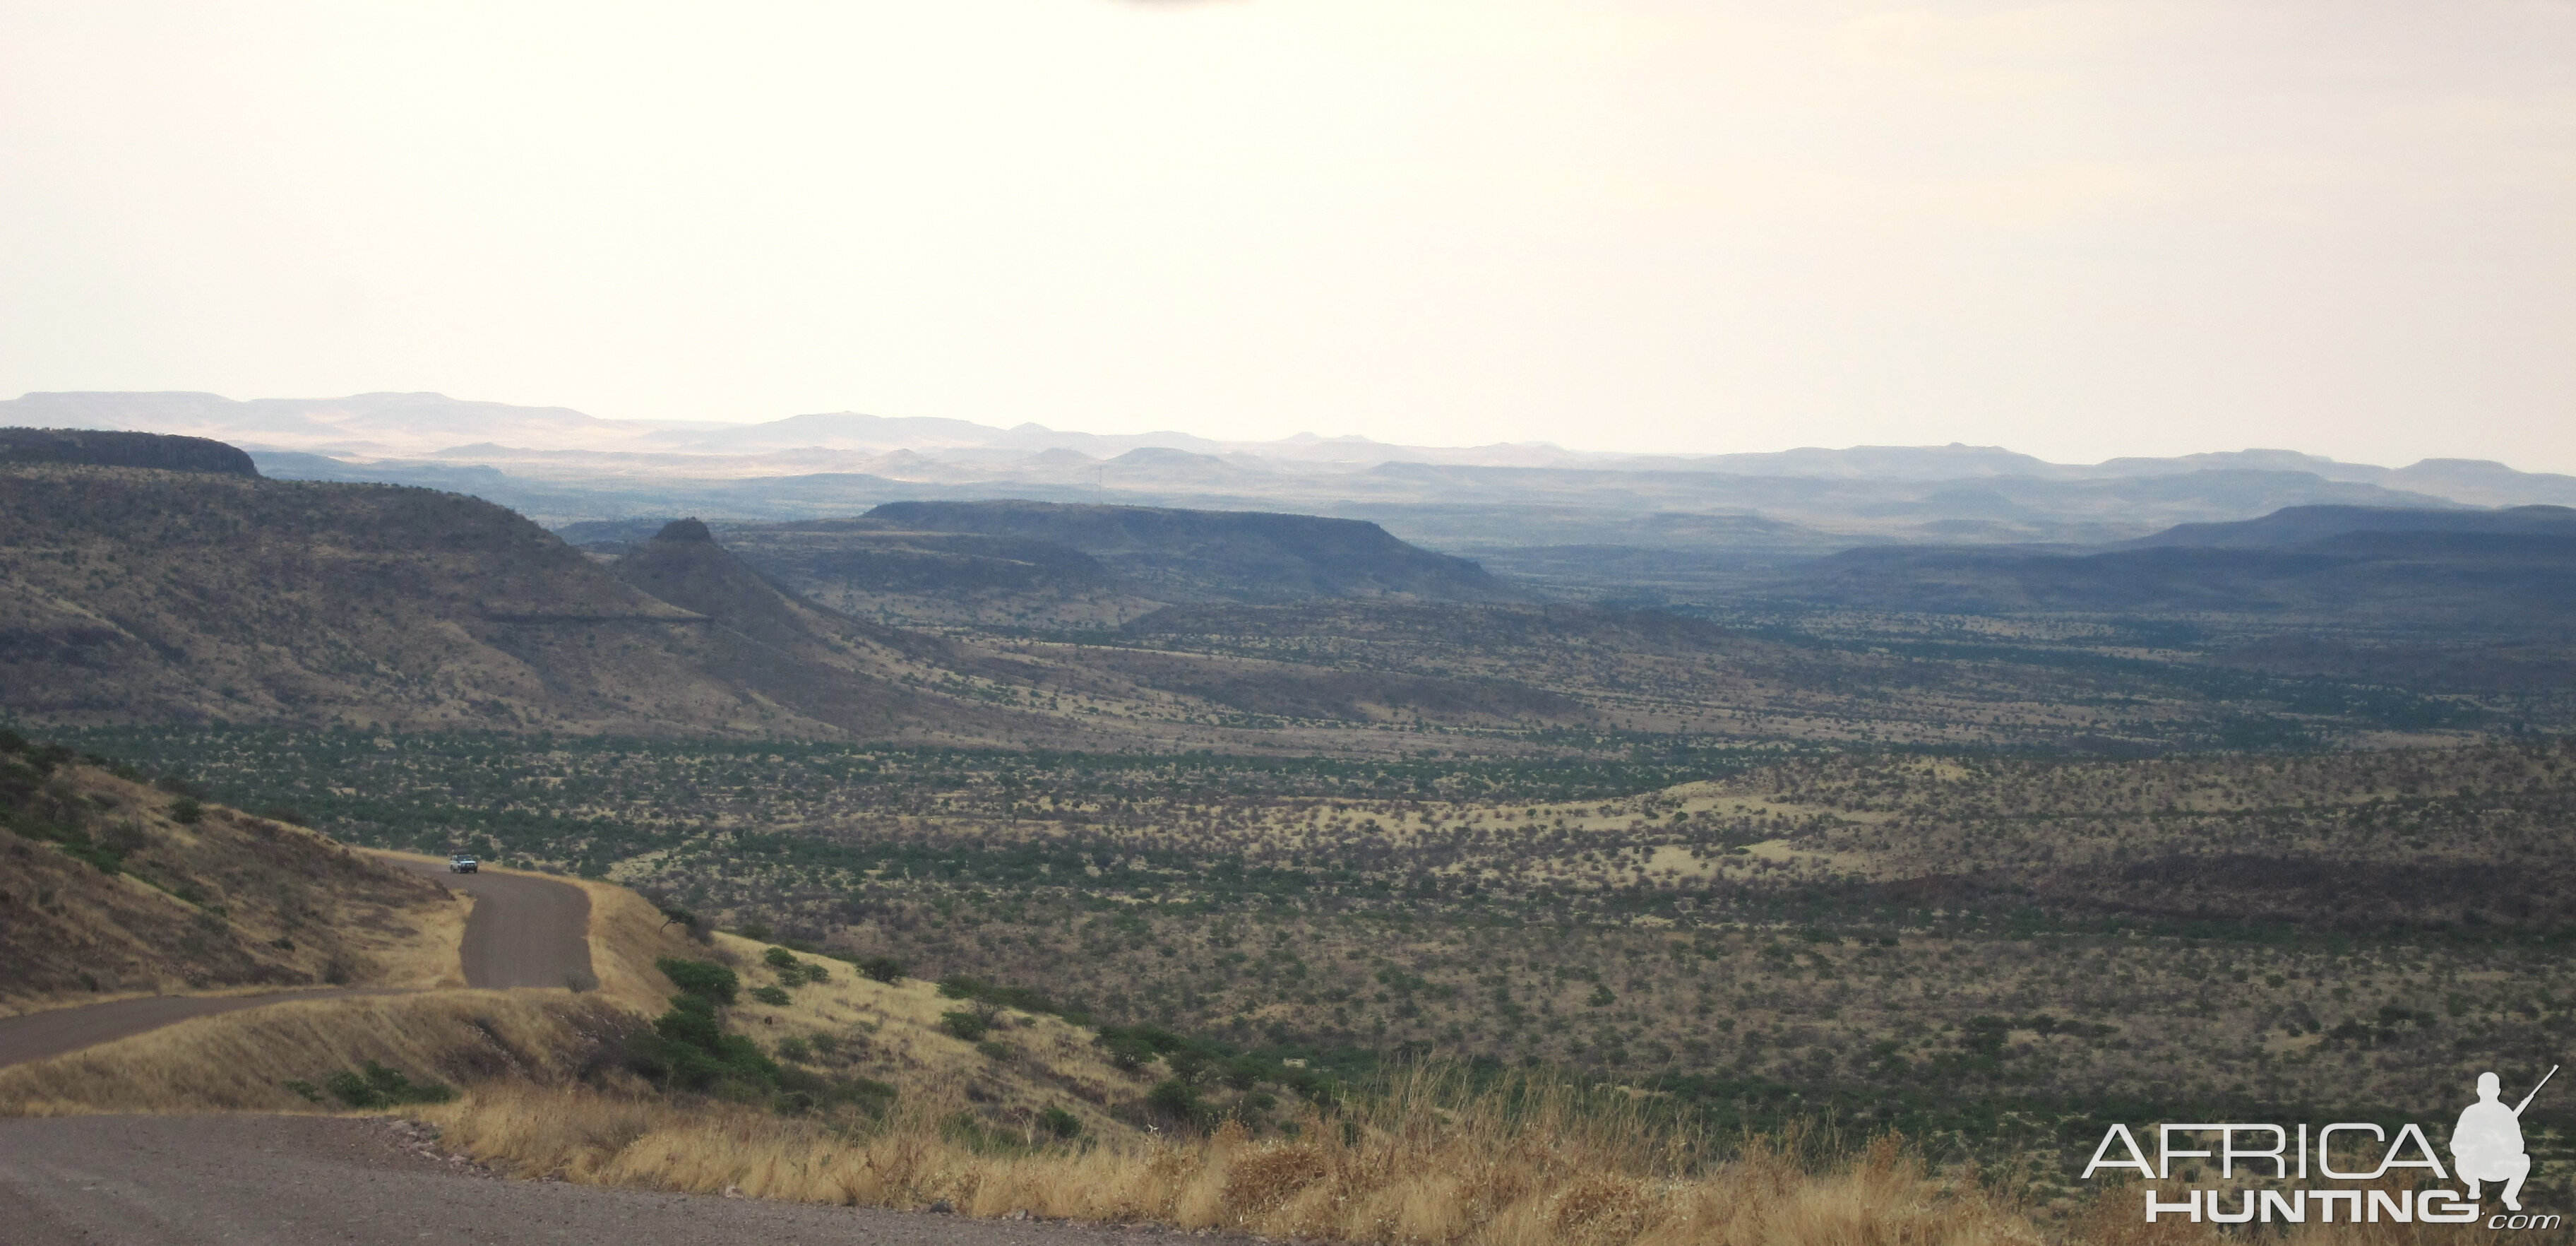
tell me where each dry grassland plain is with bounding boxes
[52,729,2576,1211]
[6,741,2569,1242]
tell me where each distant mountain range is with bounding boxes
[7,431,2571,747]
[12,391,2576,561]
[1762,505,2576,643]
[563,501,1516,631]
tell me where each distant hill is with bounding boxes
[860,500,1514,604]
[2118,504,2576,549]
[1764,504,2576,636]
[0,427,258,477]
[603,519,1020,735]
[562,500,1517,630]
[0,459,1026,740]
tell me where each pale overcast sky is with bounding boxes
[1,1,2570,468]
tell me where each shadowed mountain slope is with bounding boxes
[603,520,1029,737]
[0,463,1025,740]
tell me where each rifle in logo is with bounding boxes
[2456,1064,2555,1211]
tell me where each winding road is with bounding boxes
[387,858,595,991]
[0,858,593,1069]
[0,870,1160,1242]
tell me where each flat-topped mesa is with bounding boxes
[653,518,715,542]
[0,427,260,477]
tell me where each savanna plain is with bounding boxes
[6,430,2576,1244]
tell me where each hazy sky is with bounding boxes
[2,2,2570,468]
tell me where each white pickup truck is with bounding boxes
[447,853,479,874]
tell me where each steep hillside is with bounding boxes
[0,732,460,1011]
[605,521,1023,737]
[0,463,1034,741]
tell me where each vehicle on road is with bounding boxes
[448,853,479,873]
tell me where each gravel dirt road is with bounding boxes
[0,1115,1186,1246]
[383,859,595,991]
[0,987,398,1069]
[0,860,593,1067]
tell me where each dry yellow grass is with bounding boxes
[703,930,1155,1139]
[572,875,704,1011]
[419,1074,2540,1245]
[412,1066,2048,1246]
[0,991,633,1116]
[353,869,472,992]
[4,765,467,1015]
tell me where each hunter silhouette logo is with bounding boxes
[2080,1063,2561,1226]
[2456,1065,2553,1211]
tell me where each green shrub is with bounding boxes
[976,1040,1014,1062]
[1040,1105,1083,1139]
[737,920,773,942]
[323,1062,457,1108]
[749,985,792,1007]
[169,797,203,825]
[837,1075,898,1112]
[938,1009,991,1042]
[775,1036,811,1062]
[1099,1034,1157,1072]
[763,947,799,970]
[857,956,907,984]
[1218,1055,1268,1091]
[630,994,781,1092]
[1146,1078,1209,1127]
[61,838,124,874]
[282,1079,323,1102]
[10,816,124,874]
[655,956,739,1004]
[1164,1046,1212,1083]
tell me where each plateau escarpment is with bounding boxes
[0,461,1011,741]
